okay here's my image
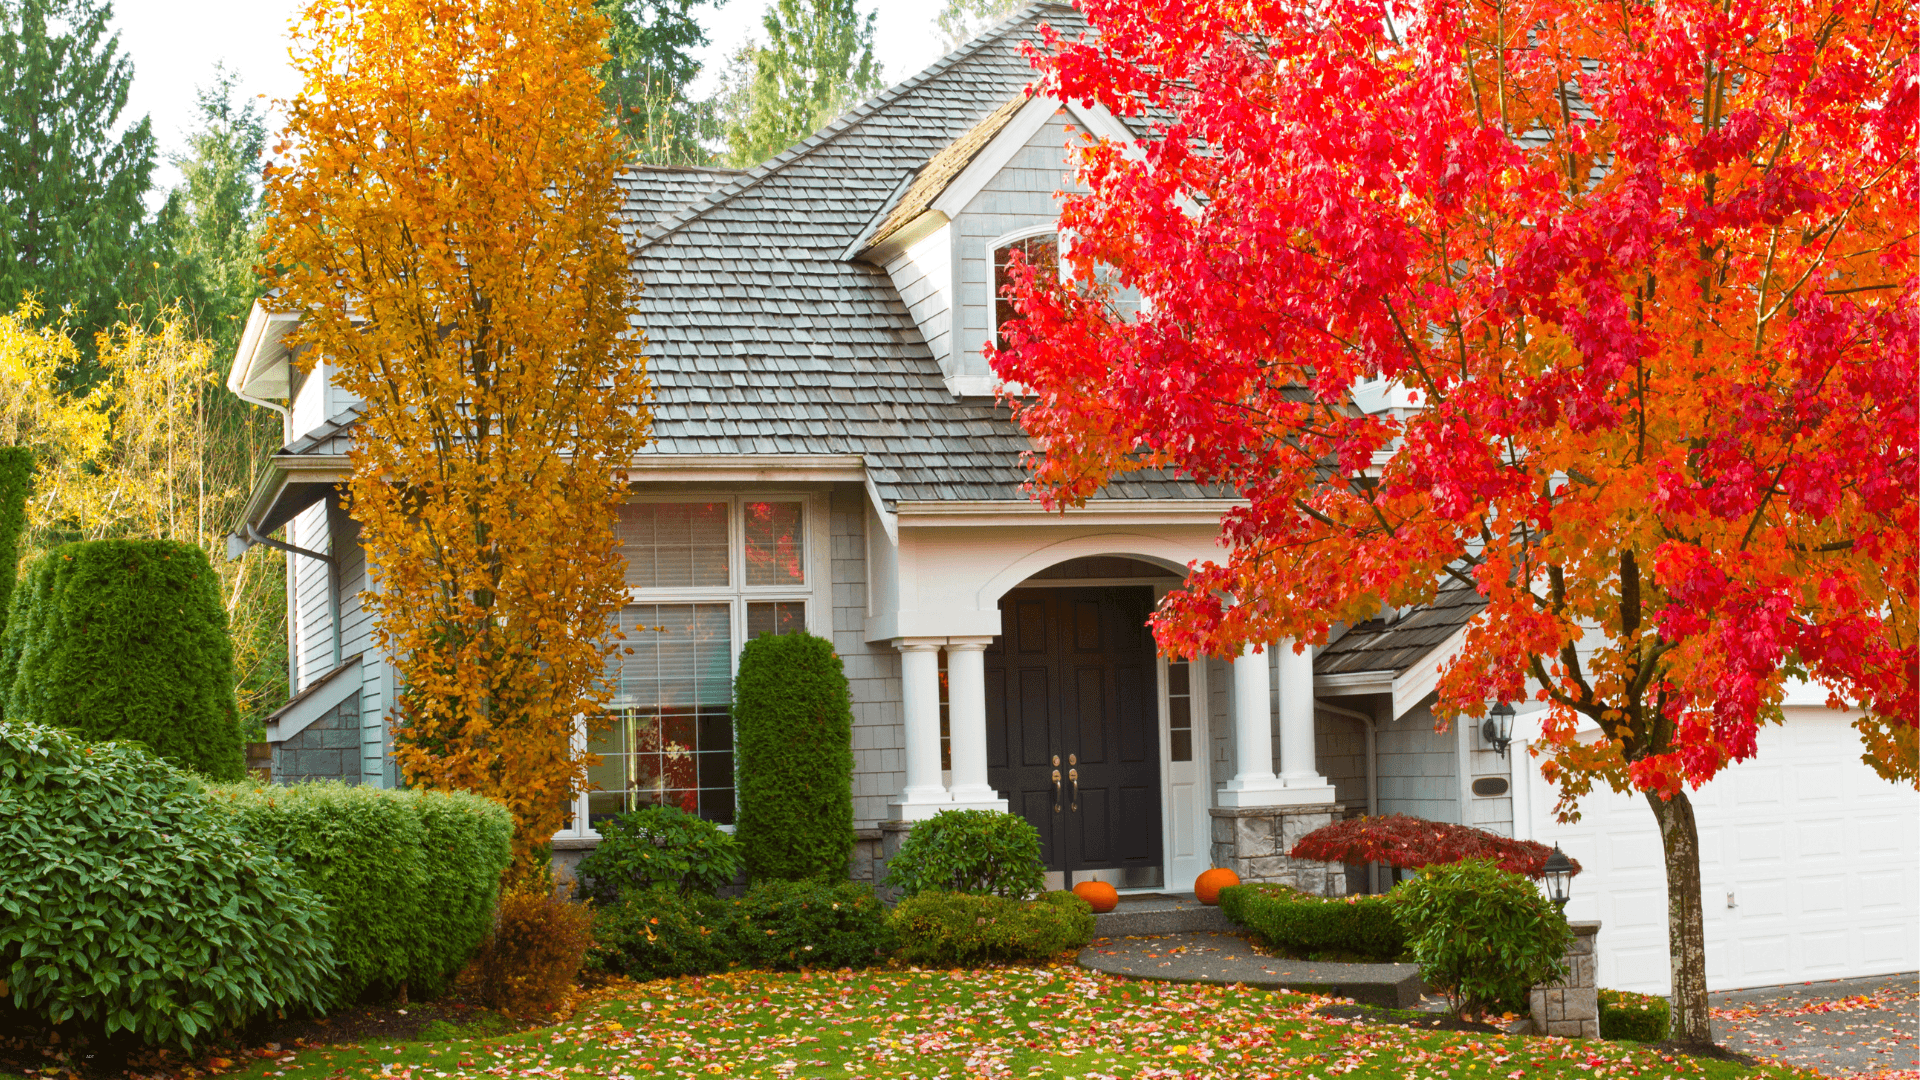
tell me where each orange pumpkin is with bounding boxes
[1194,867,1241,905]
[1072,879,1119,913]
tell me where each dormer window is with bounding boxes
[992,229,1059,350]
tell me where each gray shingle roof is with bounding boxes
[627,2,1210,506]
[1313,578,1487,677]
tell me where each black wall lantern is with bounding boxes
[1481,701,1516,758]
[1543,844,1574,910]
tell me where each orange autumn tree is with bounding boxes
[994,0,1916,1042]
[265,0,651,869]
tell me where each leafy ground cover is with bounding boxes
[181,966,1820,1080]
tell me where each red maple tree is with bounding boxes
[994,0,1916,1043]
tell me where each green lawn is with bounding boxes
[219,965,1817,1080]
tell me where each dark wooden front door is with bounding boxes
[985,586,1163,880]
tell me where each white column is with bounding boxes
[890,640,953,820]
[1217,643,1290,806]
[943,638,1007,811]
[1278,638,1338,802]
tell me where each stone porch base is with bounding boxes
[1209,804,1346,895]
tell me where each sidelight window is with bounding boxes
[1166,658,1193,762]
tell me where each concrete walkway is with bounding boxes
[1076,930,1426,1008]
[1710,972,1917,1078]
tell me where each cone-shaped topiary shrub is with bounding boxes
[732,630,854,881]
[0,446,31,664]
[0,721,335,1049]
[0,539,244,779]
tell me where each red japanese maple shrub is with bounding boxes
[1289,814,1580,880]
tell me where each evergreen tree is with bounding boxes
[935,0,1022,49]
[153,65,267,356]
[0,0,157,372]
[723,0,881,168]
[597,0,725,167]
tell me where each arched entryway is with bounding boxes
[982,556,1203,890]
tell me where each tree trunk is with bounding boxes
[1647,789,1712,1043]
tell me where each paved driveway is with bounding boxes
[1711,972,1917,1078]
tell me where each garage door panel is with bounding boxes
[1797,875,1846,914]
[1798,930,1849,975]
[1795,822,1846,860]
[1523,708,1919,994]
[1856,869,1904,910]
[1734,767,1783,807]
[1861,925,1909,964]
[1739,935,1791,981]
[1735,824,1787,863]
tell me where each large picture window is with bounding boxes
[567,497,817,835]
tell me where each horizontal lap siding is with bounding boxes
[1375,703,1460,823]
[833,485,901,828]
[952,116,1079,384]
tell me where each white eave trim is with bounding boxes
[229,301,302,400]
[928,95,1142,223]
[265,654,364,743]
[1389,622,1474,720]
[895,498,1242,527]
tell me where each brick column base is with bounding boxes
[1207,804,1346,895]
[1531,920,1601,1037]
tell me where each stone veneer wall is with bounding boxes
[1208,805,1346,895]
[1530,921,1602,1037]
[271,694,361,784]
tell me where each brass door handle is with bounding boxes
[1051,768,1062,812]
[1067,767,1079,811]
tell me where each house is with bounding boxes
[225,2,1917,993]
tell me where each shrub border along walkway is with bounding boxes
[1078,930,1427,1007]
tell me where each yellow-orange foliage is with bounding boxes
[264,0,651,869]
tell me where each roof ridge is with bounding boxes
[634,1,1075,251]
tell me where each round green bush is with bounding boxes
[1392,858,1574,1019]
[574,804,743,903]
[732,631,855,881]
[891,891,1095,966]
[884,809,1046,898]
[208,781,513,1002]
[0,540,244,778]
[0,721,334,1048]
[734,880,894,970]
[588,889,742,981]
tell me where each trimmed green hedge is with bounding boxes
[732,631,853,881]
[1600,988,1671,1041]
[588,880,892,979]
[0,721,334,1048]
[0,446,31,661]
[574,804,743,903]
[1,539,243,779]
[1218,883,1405,961]
[209,781,513,1001]
[892,891,1095,966]
[1394,859,1573,1018]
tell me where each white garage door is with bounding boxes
[1513,706,1919,995]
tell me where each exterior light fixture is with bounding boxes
[1543,844,1574,910]
[1481,701,1516,758]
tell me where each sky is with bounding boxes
[110,0,956,194]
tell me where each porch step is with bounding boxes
[1092,893,1236,937]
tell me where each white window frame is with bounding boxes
[556,492,831,839]
[986,224,1063,349]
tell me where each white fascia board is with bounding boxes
[621,454,867,485]
[1390,621,1475,720]
[894,499,1242,528]
[1315,670,1396,695]
[929,95,1062,219]
[229,301,301,399]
